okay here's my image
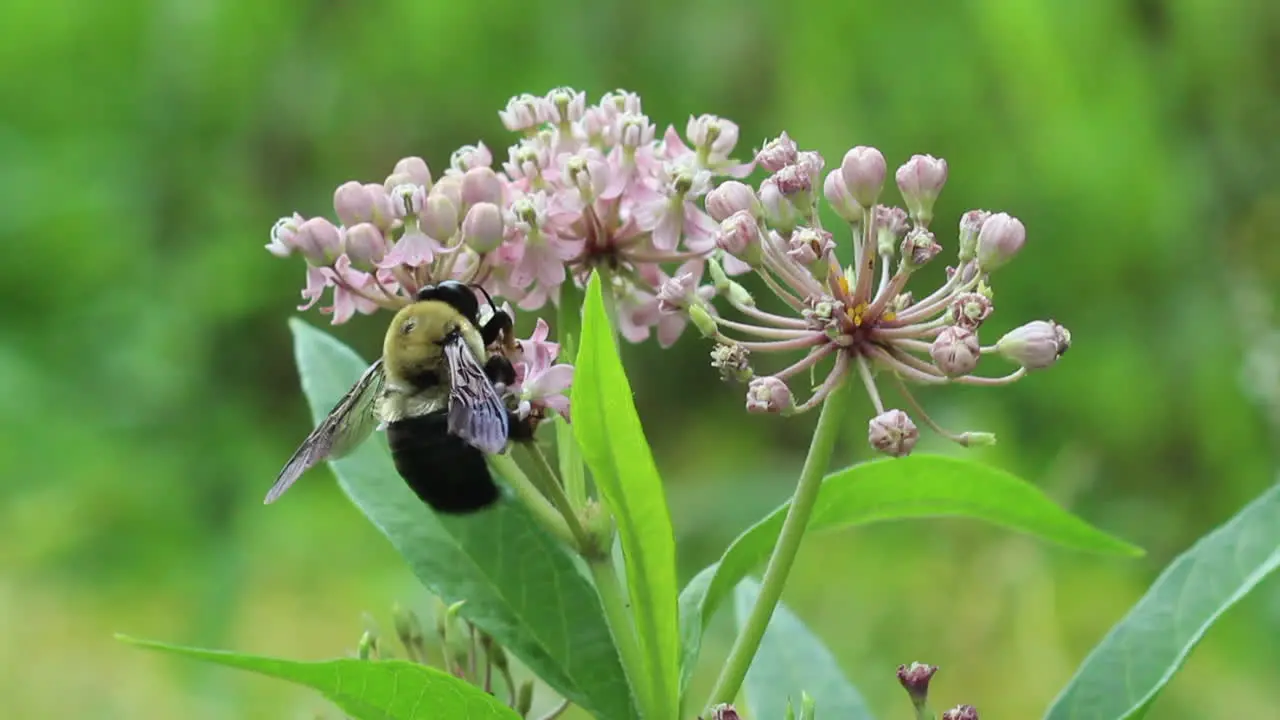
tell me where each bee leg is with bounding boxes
[506,409,536,442]
[483,354,516,386]
[479,309,515,350]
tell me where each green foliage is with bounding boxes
[289,320,634,720]
[1044,480,1280,720]
[733,578,874,720]
[679,454,1142,695]
[572,272,681,720]
[117,636,521,720]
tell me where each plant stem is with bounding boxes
[702,379,849,712]
[590,557,655,720]
[489,454,576,547]
[520,443,593,555]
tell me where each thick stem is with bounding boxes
[519,444,593,555]
[488,454,576,547]
[703,379,849,712]
[590,558,655,719]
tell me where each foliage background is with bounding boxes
[3,0,1279,717]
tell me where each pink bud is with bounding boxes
[875,205,910,255]
[363,184,396,230]
[333,181,376,227]
[709,704,740,720]
[823,170,860,222]
[392,156,433,190]
[796,151,826,184]
[755,132,798,172]
[949,292,993,330]
[868,409,918,457]
[840,146,887,209]
[786,226,835,266]
[716,210,764,266]
[758,178,798,232]
[342,223,386,268]
[461,167,504,208]
[746,376,793,414]
[294,217,343,266]
[897,662,939,707]
[995,320,1070,370]
[431,175,463,212]
[773,164,812,197]
[929,326,981,377]
[656,272,698,314]
[975,212,1024,271]
[421,194,460,241]
[901,228,941,267]
[266,214,303,258]
[957,209,989,261]
[895,154,948,225]
[942,705,979,720]
[462,202,504,254]
[705,181,760,222]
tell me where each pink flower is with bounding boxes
[299,255,382,324]
[511,318,574,421]
[634,159,718,252]
[378,226,438,269]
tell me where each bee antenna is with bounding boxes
[470,283,499,313]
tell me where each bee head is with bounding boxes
[416,281,480,324]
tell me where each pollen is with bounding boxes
[837,274,851,296]
[847,302,869,326]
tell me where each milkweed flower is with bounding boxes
[666,137,1071,456]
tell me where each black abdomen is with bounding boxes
[386,412,500,514]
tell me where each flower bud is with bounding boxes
[710,343,753,383]
[957,209,989,261]
[930,326,980,377]
[389,183,426,219]
[942,705,979,720]
[716,210,764,266]
[515,680,535,716]
[823,169,861,222]
[656,271,698,314]
[708,257,756,307]
[356,629,377,660]
[975,212,1025,271]
[756,131,798,172]
[875,205,910,255]
[294,217,343,266]
[362,183,396,230]
[462,202,504,253]
[266,213,304,257]
[706,181,761,222]
[392,156,432,190]
[895,154,948,226]
[746,376,794,414]
[773,163,813,197]
[689,304,719,338]
[897,662,938,709]
[950,292,993,330]
[796,151,825,184]
[958,431,997,447]
[786,226,835,267]
[758,178,799,232]
[797,691,816,720]
[709,703,741,720]
[901,228,941,267]
[421,193,460,241]
[392,604,426,662]
[995,320,1070,370]
[840,146,887,209]
[460,166,504,209]
[333,181,377,227]
[869,409,918,457]
[342,223,386,268]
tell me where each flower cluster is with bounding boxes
[897,661,980,720]
[266,87,1070,455]
[681,139,1070,456]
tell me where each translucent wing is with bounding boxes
[442,339,510,454]
[264,359,386,504]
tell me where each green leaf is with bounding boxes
[1043,480,1280,720]
[287,320,636,720]
[555,280,587,509]
[733,579,875,720]
[571,271,681,720]
[118,636,521,720]
[679,454,1142,696]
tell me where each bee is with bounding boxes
[265,280,534,514]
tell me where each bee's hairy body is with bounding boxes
[266,280,534,515]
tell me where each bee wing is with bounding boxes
[442,339,510,455]
[264,359,386,504]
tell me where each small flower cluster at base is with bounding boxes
[671,139,1070,457]
[896,661,978,720]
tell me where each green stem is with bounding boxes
[702,379,849,712]
[590,557,655,719]
[520,443,593,555]
[489,454,575,547]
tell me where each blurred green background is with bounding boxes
[4,0,1279,717]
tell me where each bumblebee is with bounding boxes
[265,281,534,514]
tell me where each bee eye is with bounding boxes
[401,319,417,335]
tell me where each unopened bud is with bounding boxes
[950,292,993,330]
[689,304,719,338]
[840,146,887,208]
[875,205,910,256]
[431,175,464,213]
[896,662,938,709]
[823,170,860,222]
[942,705,979,720]
[343,223,386,268]
[958,431,997,447]
[480,632,508,671]
[334,181,377,227]
[421,194,460,241]
[995,320,1070,370]
[356,630,377,660]
[975,212,1025,271]
[710,343,753,383]
[901,228,941,268]
[798,691,816,720]
[462,202,505,253]
[392,604,426,662]
[930,326,981,377]
[706,181,761,222]
[759,178,799,233]
[389,183,427,219]
[756,132,798,172]
[294,217,343,266]
[709,703,741,720]
[460,166,504,209]
[869,409,918,457]
[392,156,433,190]
[773,163,813,198]
[896,154,948,226]
[746,376,794,414]
[707,258,756,307]
[957,209,989,262]
[515,680,535,716]
[716,210,764,266]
